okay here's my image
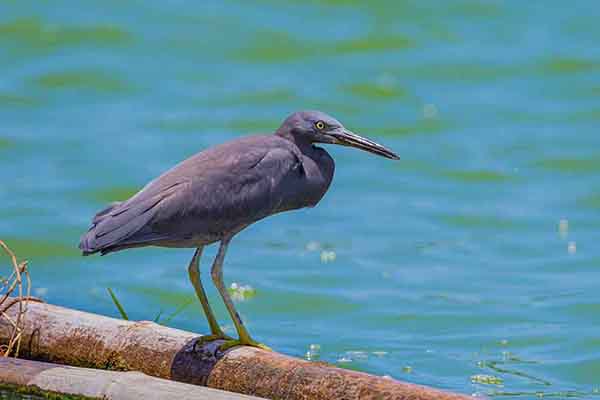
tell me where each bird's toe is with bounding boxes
[193,333,234,352]
[218,338,272,352]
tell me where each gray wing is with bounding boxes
[79,140,303,255]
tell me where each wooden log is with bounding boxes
[0,299,470,400]
[0,357,262,399]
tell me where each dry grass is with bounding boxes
[0,239,33,357]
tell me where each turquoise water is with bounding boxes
[2,1,600,398]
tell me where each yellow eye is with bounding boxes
[315,120,325,130]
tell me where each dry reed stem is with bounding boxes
[0,239,31,357]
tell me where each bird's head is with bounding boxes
[276,110,399,160]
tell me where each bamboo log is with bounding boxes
[0,299,470,400]
[0,357,261,399]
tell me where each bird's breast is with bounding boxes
[276,148,334,211]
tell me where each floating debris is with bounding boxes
[568,241,577,254]
[228,282,256,301]
[500,339,509,346]
[347,350,369,360]
[488,390,591,398]
[336,350,372,364]
[320,250,336,263]
[423,103,438,119]
[559,218,569,238]
[305,241,321,252]
[470,374,504,385]
[402,366,413,373]
[372,351,388,357]
[305,344,321,361]
[376,73,396,91]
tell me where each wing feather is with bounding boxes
[79,181,187,254]
[79,136,303,255]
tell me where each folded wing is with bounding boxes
[79,138,303,255]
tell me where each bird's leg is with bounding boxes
[210,237,271,352]
[187,247,232,345]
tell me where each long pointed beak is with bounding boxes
[331,129,400,160]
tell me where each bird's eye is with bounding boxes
[315,121,325,130]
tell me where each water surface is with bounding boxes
[1,1,600,398]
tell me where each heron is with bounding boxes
[79,110,399,351]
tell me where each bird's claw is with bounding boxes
[218,338,272,352]
[193,333,234,351]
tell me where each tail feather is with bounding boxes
[92,201,122,224]
[79,179,187,256]
[80,202,122,255]
[79,195,166,255]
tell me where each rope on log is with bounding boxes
[0,299,470,400]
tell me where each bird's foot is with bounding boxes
[218,337,272,352]
[193,332,234,351]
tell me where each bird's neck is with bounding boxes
[275,130,315,155]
